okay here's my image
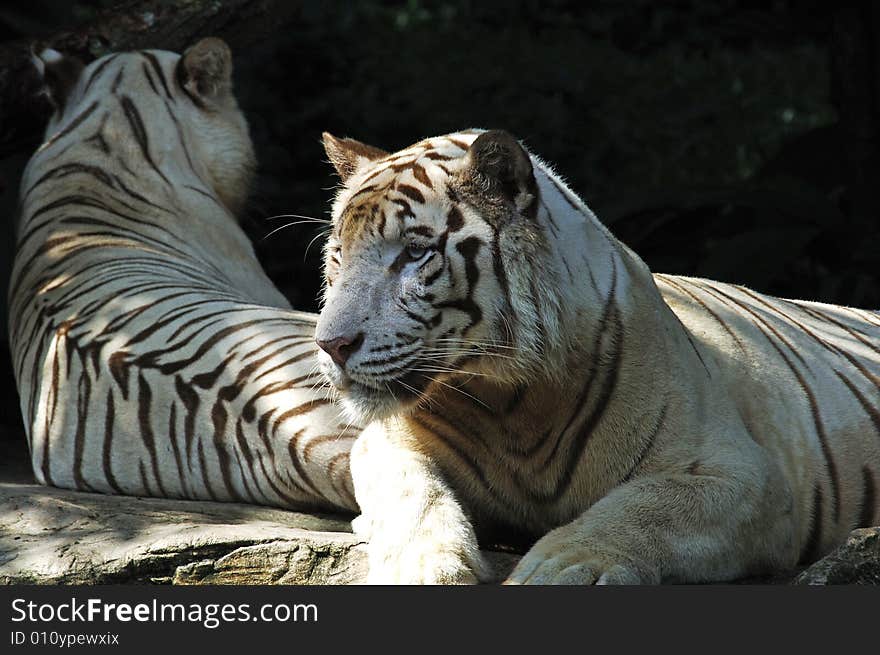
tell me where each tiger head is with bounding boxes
[316,130,566,422]
[31,37,254,213]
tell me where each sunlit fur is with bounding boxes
[319,129,880,584]
[9,42,359,512]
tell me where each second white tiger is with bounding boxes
[9,39,358,512]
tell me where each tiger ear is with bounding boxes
[322,132,388,182]
[177,37,233,106]
[462,130,537,216]
[31,46,84,114]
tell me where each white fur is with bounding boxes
[321,130,880,584]
[11,45,359,513]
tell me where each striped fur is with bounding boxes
[9,40,359,513]
[317,129,880,583]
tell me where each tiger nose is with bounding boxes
[316,333,365,368]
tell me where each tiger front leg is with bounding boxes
[350,420,489,584]
[507,455,796,584]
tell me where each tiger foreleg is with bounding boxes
[507,455,795,584]
[350,420,489,584]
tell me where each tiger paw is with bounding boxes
[351,513,373,540]
[505,530,656,585]
[365,537,488,585]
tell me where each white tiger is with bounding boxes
[315,128,880,583]
[9,39,359,513]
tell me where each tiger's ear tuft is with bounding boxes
[31,46,84,113]
[178,37,233,105]
[322,132,389,182]
[463,130,537,216]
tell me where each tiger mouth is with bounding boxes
[338,369,435,421]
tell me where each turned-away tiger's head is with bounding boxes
[29,37,254,213]
[316,129,565,422]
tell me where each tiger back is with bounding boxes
[8,39,359,512]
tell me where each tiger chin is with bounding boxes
[315,128,880,584]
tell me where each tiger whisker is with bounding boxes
[396,378,437,412]
[426,343,518,354]
[263,213,331,224]
[304,228,332,261]
[411,366,505,381]
[420,349,519,362]
[422,347,518,357]
[262,220,330,241]
[425,376,492,412]
[432,338,518,350]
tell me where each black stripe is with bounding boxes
[251,349,315,382]
[174,375,199,462]
[84,113,111,153]
[141,62,160,96]
[799,485,824,564]
[396,184,425,203]
[24,162,114,200]
[701,282,810,368]
[328,453,357,508]
[691,281,842,523]
[143,51,173,99]
[191,352,236,389]
[137,373,166,496]
[72,367,95,491]
[256,409,311,499]
[834,370,880,445]
[40,339,57,486]
[735,285,846,362]
[101,391,123,494]
[658,276,747,354]
[435,237,484,333]
[241,334,315,360]
[211,399,244,502]
[42,101,100,149]
[859,467,876,528]
[287,429,323,499]
[411,415,489,487]
[110,68,124,93]
[135,316,268,374]
[491,228,514,340]
[270,399,332,437]
[621,402,670,483]
[164,101,199,175]
[196,439,219,501]
[553,305,624,497]
[81,55,119,95]
[241,375,322,422]
[536,258,618,471]
[113,174,172,213]
[168,403,189,498]
[120,95,171,186]
[236,420,271,505]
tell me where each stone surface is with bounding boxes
[794,527,880,585]
[0,482,519,585]
[3,480,878,585]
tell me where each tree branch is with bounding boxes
[0,0,299,157]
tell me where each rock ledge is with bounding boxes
[1,482,877,585]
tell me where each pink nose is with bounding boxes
[316,333,364,368]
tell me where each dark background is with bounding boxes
[1,0,878,473]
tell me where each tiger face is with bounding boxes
[32,37,254,213]
[316,130,555,422]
